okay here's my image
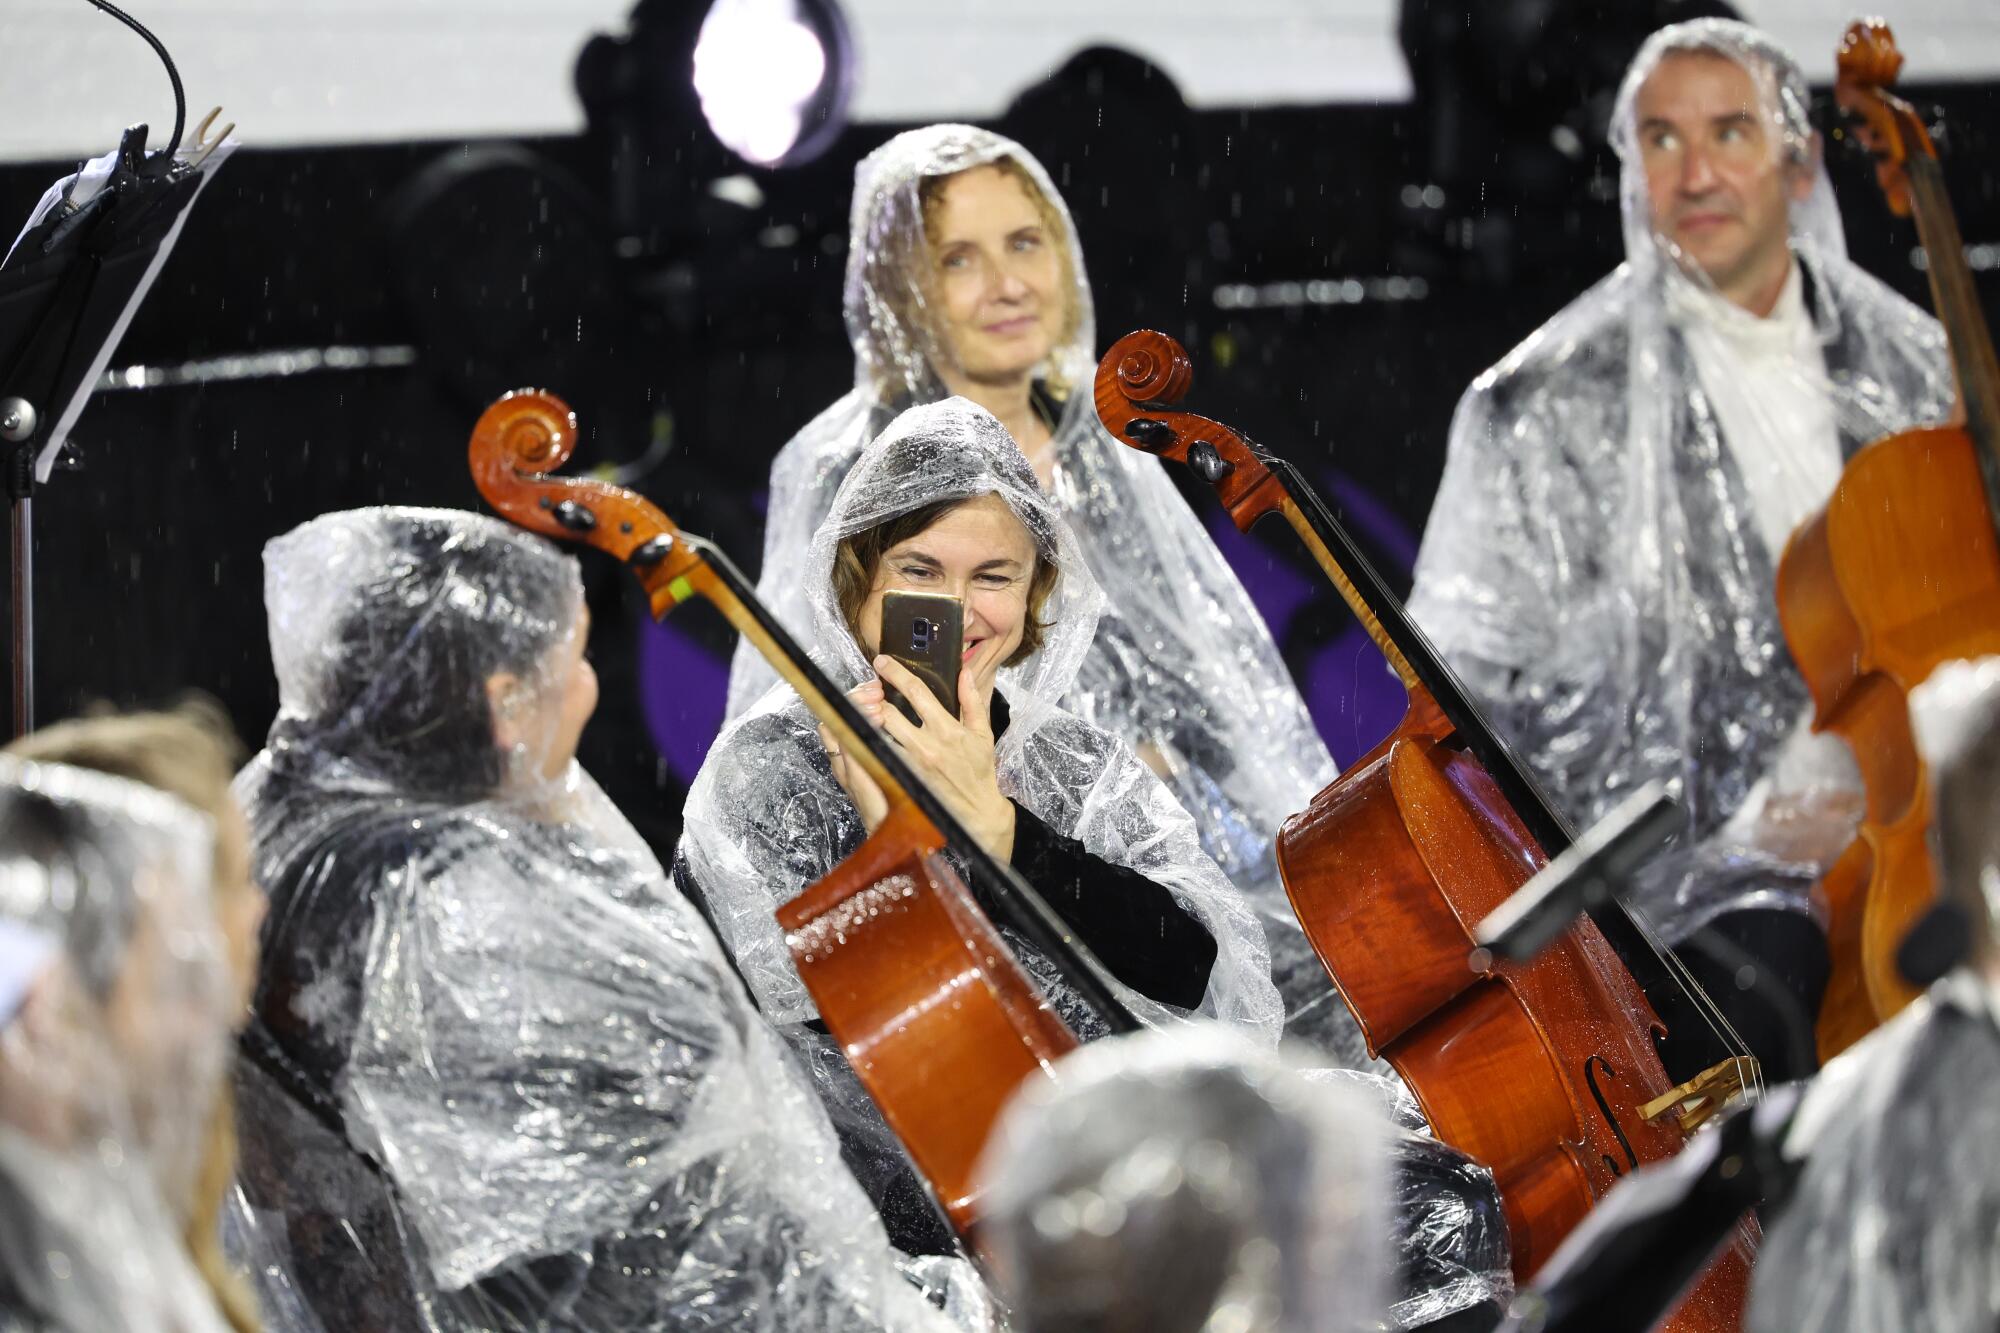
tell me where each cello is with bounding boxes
[1775,19,2000,1062]
[1095,331,1757,1323]
[468,388,1141,1235]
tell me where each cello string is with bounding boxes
[1263,450,1764,1090]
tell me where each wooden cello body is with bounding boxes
[1097,332,1755,1326]
[467,389,1131,1234]
[1775,21,2000,1062]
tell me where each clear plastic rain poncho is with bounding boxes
[976,1026,1514,1333]
[724,124,1349,1053]
[689,400,1282,1037]
[975,1025,1391,1333]
[0,756,235,1333]
[683,398,1284,1248]
[1407,19,1955,943]
[229,506,976,1332]
[1748,657,2000,1333]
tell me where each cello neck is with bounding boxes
[1835,20,2000,530]
[1258,453,1578,857]
[1905,155,2000,522]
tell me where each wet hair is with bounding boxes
[9,699,247,900]
[833,496,1060,668]
[0,793,139,1001]
[913,155,1084,400]
[7,703,262,1331]
[290,517,576,798]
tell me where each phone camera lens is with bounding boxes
[911,618,931,649]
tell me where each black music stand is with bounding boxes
[0,123,230,736]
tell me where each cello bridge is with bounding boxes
[1639,1056,1759,1133]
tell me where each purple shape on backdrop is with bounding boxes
[639,613,731,783]
[1201,507,1320,643]
[1198,467,1421,769]
[1322,468,1421,573]
[1310,622,1412,767]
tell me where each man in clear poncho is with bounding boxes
[1406,19,1954,1080]
[229,507,977,1332]
[681,400,1512,1328]
[1746,657,2000,1333]
[724,124,1353,1056]
[0,756,237,1333]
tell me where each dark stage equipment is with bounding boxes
[0,1,229,736]
[1395,0,1742,284]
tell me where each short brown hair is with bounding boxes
[832,497,1060,667]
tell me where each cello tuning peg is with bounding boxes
[1122,418,1174,451]
[552,499,597,533]
[630,533,675,568]
[1188,440,1233,483]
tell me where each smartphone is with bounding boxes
[879,590,963,725]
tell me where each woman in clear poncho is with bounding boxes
[0,755,237,1333]
[229,506,976,1332]
[8,703,267,1333]
[681,402,1511,1329]
[724,124,1351,1054]
[1406,20,1955,1076]
[683,397,1284,1240]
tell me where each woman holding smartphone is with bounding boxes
[680,397,1282,1248]
[722,125,1353,1057]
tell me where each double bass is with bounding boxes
[1775,19,2000,1062]
[1096,332,1757,1324]
[468,388,1140,1234]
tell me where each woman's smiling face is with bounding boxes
[926,163,1068,387]
[853,494,1040,700]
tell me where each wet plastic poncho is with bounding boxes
[689,400,1282,1038]
[1407,19,1955,942]
[725,124,1345,1050]
[683,399,1283,1248]
[977,1026,1514,1332]
[0,756,234,1333]
[1748,658,2000,1333]
[975,1026,1391,1333]
[230,507,974,1333]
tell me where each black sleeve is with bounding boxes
[999,800,1217,1011]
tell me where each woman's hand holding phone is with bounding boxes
[818,655,1016,862]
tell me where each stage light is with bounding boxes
[692,0,853,168]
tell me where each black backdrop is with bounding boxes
[4,54,1995,859]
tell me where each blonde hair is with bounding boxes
[912,156,1083,401]
[7,699,261,1333]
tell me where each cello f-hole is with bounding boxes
[1584,1054,1641,1173]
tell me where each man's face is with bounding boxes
[1634,50,1813,303]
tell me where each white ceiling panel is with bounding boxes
[2,0,1992,162]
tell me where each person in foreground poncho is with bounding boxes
[1747,657,2000,1333]
[1406,19,1955,1081]
[976,1025,1520,1333]
[229,506,981,1332]
[723,124,1354,1058]
[0,756,237,1333]
[682,396,1283,1249]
